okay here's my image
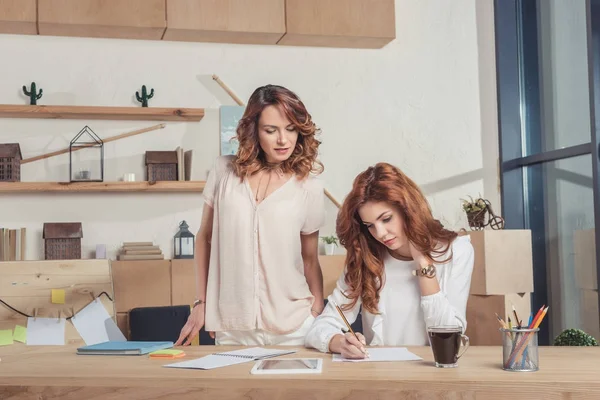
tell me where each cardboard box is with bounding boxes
[574,229,597,290]
[320,255,345,297]
[465,293,531,345]
[469,230,534,295]
[111,260,171,313]
[580,289,599,340]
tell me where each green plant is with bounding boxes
[22,82,43,105]
[461,196,487,213]
[321,235,338,246]
[135,85,154,107]
[553,328,598,346]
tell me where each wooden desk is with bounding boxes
[1,345,599,399]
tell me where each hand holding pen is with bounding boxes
[331,299,369,359]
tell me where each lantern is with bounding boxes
[174,220,194,259]
[69,125,104,182]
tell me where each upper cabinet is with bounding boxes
[278,0,396,49]
[0,0,37,35]
[38,0,166,40]
[163,0,285,45]
[0,0,396,49]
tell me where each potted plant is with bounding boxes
[553,328,598,346]
[461,196,488,230]
[321,235,338,256]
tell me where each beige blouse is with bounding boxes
[203,155,325,334]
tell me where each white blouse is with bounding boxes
[305,235,474,353]
[203,155,326,334]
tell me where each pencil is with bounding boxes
[331,299,368,356]
[512,305,522,327]
[506,306,549,368]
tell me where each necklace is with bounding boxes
[255,170,273,203]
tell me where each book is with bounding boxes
[77,341,173,355]
[163,347,296,370]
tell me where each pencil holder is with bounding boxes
[500,327,539,372]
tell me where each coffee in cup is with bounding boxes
[427,325,469,368]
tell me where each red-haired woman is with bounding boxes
[305,163,474,359]
[176,85,325,346]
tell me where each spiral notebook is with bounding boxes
[163,347,296,370]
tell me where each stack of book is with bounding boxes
[117,242,164,261]
[0,227,26,261]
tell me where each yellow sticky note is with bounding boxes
[51,289,65,304]
[13,325,26,343]
[0,329,13,346]
[149,349,183,356]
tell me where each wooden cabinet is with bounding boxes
[38,0,166,40]
[279,0,396,49]
[0,0,37,35]
[163,0,285,45]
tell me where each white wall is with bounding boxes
[0,0,499,261]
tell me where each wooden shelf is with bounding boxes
[0,104,204,121]
[0,181,206,193]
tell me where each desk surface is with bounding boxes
[1,345,599,399]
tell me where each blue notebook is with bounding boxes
[77,341,173,355]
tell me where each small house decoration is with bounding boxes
[22,82,43,105]
[43,222,83,260]
[461,196,505,230]
[70,126,104,182]
[135,85,154,107]
[145,151,177,181]
[174,220,194,259]
[0,143,22,182]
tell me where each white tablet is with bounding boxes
[250,358,323,375]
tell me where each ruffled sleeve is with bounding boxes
[301,177,326,235]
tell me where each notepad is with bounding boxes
[77,341,173,355]
[332,347,422,362]
[163,347,296,370]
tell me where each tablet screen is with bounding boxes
[256,359,320,371]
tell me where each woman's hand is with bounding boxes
[336,332,369,359]
[175,304,206,346]
[409,241,431,267]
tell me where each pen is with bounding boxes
[331,299,369,356]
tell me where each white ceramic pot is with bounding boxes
[325,243,336,255]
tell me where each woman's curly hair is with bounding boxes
[232,84,323,179]
[336,163,458,314]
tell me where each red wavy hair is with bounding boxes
[232,84,323,179]
[336,163,458,314]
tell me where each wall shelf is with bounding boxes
[0,104,204,121]
[0,181,206,193]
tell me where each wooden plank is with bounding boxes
[319,255,345,297]
[0,181,206,193]
[278,0,396,49]
[0,0,37,35]
[171,259,195,306]
[0,104,204,121]
[117,312,130,340]
[0,259,111,275]
[0,259,115,344]
[164,0,285,45]
[38,0,166,40]
[112,260,172,313]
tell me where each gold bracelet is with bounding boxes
[412,264,436,278]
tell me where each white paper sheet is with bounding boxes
[71,299,126,345]
[164,354,252,370]
[164,347,296,370]
[332,347,422,362]
[26,317,66,346]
